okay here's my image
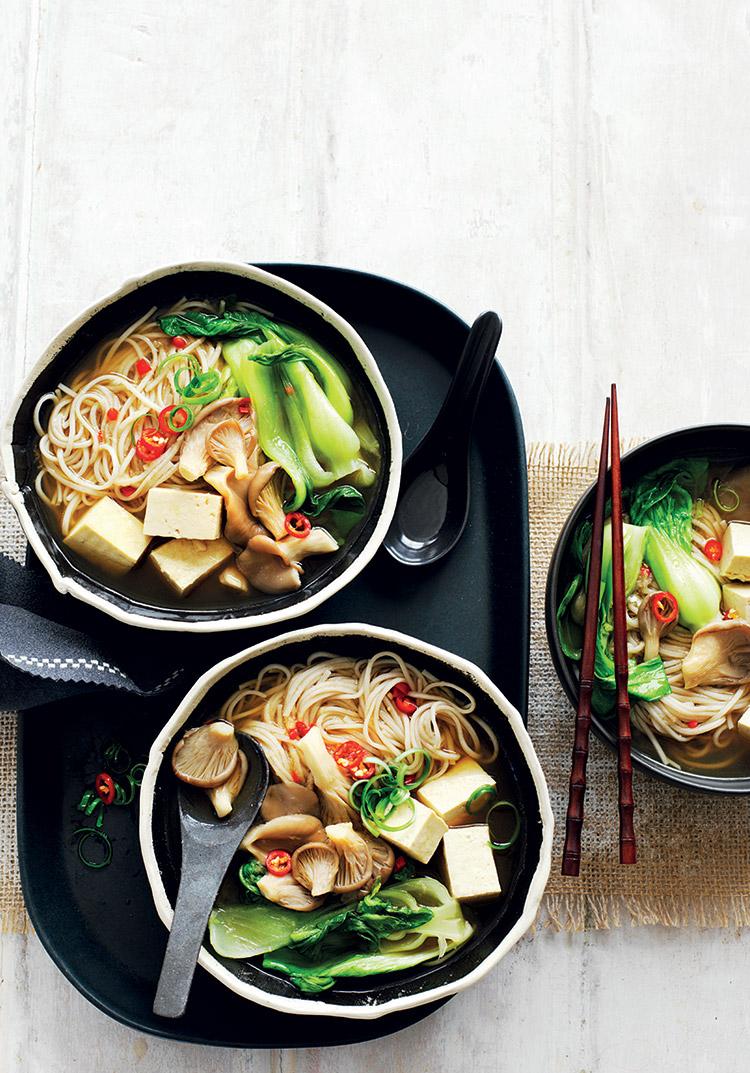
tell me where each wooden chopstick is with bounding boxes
[561,397,611,876]
[610,384,636,865]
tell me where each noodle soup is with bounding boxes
[556,454,750,779]
[167,649,522,996]
[33,299,383,611]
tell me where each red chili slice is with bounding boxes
[650,591,679,626]
[135,427,169,462]
[95,772,116,805]
[394,855,407,872]
[289,721,310,741]
[106,407,119,421]
[687,719,699,729]
[265,849,292,877]
[238,397,252,415]
[171,336,188,350]
[157,404,189,436]
[703,538,723,563]
[395,695,417,716]
[135,358,151,377]
[284,512,312,538]
[391,681,411,697]
[120,485,136,498]
[333,741,376,780]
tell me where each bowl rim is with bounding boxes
[0,260,402,632]
[545,422,750,795]
[138,621,554,1020]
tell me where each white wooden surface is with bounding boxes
[3,2,750,1070]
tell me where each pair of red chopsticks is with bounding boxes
[561,385,636,876]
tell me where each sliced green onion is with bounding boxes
[466,784,498,815]
[74,827,113,869]
[167,406,195,432]
[713,479,740,513]
[487,800,521,852]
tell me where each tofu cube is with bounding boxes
[379,797,448,864]
[143,487,223,540]
[65,496,151,575]
[150,537,233,596]
[416,757,497,826]
[720,523,750,582]
[738,709,750,742]
[721,582,750,622]
[441,825,501,903]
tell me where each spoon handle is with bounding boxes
[152,856,224,1018]
[437,311,502,443]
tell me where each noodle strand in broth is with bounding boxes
[220,652,499,786]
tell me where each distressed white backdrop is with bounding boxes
[2,1,750,1071]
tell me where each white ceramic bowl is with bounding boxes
[1,261,402,632]
[139,622,553,1020]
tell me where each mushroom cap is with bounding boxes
[236,535,302,594]
[325,822,373,894]
[208,418,252,479]
[204,465,256,547]
[208,749,248,818]
[247,463,287,540]
[682,618,750,688]
[274,528,339,566]
[361,831,395,888]
[256,872,324,912]
[260,782,321,821]
[172,721,239,788]
[241,813,327,860]
[291,841,340,897]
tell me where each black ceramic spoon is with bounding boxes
[384,311,502,566]
[153,733,269,1019]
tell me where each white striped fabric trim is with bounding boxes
[4,655,183,692]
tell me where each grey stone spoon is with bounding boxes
[153,733,269,1018]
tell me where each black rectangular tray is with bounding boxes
[16,264,529,1048]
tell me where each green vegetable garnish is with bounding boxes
[713,478,740,513]
[349,749,432,837]
[486,800,521,852]
[262,877,474,993]
[159,309,293,341]
[238,858,266,904]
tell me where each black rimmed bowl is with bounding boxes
[546,423,750,795]
[0,261,401,632]
[139,623,553,1020]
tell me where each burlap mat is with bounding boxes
[1,444,749,934]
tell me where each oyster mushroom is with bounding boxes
[207,419,252,479]
[275,527,339,566]
[296,725,356,825]
[172,721,239,788]
[291,841,340,896]
[204,465,255,547]
[325,822,373,894]
[361,831,395,888]
[260,782,321,821]
[208,749,248,818]
[638,590,679,661]
[218,562,250,594]
[178,401,254,482]
[241,814,326,860]
[256,872,324,912]
[236,534,302,594]
[247,463,287,540]
[682,618,750,689]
